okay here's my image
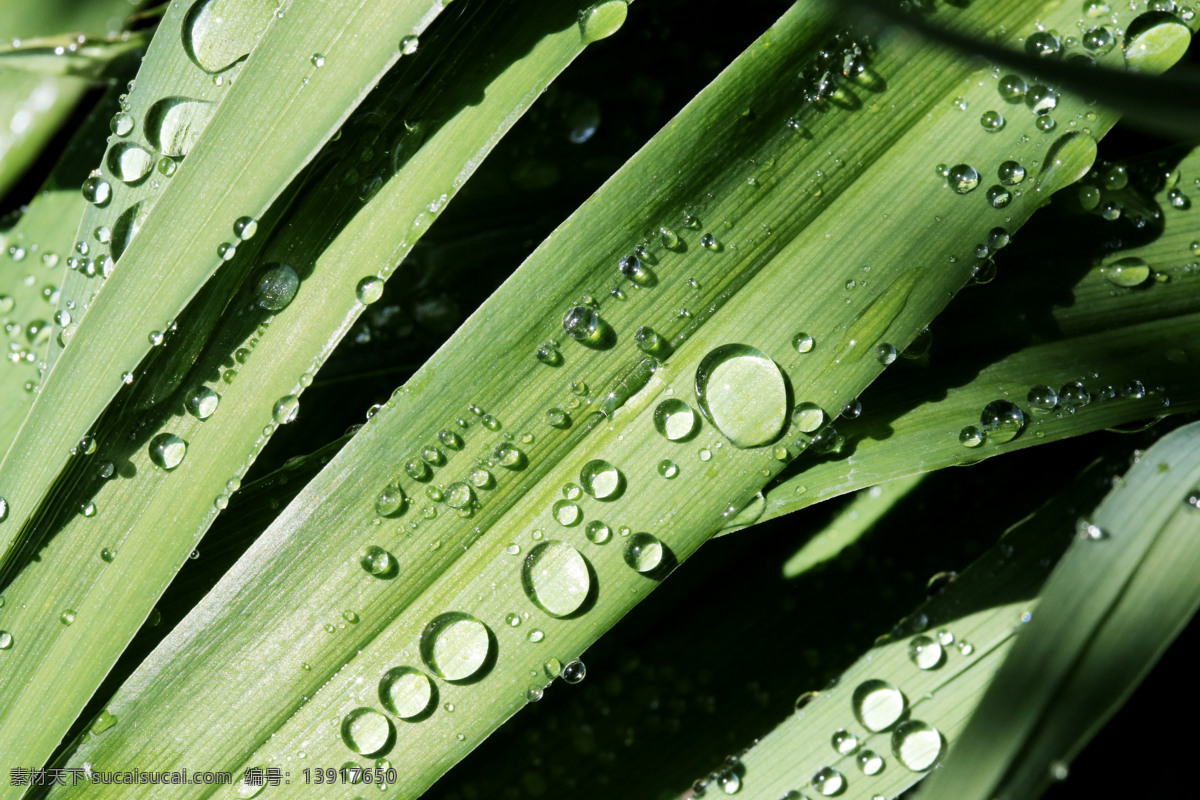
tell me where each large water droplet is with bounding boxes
[891,720,944,771]
[852,679,906,732]
[1124,12,1192,72]
[146,97,213,157]
[379,667,435,719]
[579,0,628,43]
[255,263,299,311]
[832,729,860,755]
[1038,133,1098,195]
[1101,257,1151,287]
[521,540,592,617]
[980,400,1025,444]
[0,631,12,649]
[420,613,493,682]
[184,0,273,72]
[792,402,825,433]
[149,433,187,470]
[340,708,393,757]
[273,395,299,425]
[908,635,945,669]
[357,276,385,304]
[1027,385,1058,412]
[107,142,155,184]
[562,305,600,341]
[695,345,787,448]
[579,459,623,500]
[112,201,148,262]
[624,532,664,573]
[947,164,979,194]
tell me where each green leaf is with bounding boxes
[42,2,1188,798]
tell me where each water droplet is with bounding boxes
[562,659,586,684]
[420,612,493,681]
[272,395,299,425]
[253,263,299,311]
[111,111,134,137]
[1124,12,1192,72]
[1025,85,1058,115]
[980,400,1025,444]
[233,216,258,240]
[961,425,984,449]
[552,499,581,526]
[658,459,678,479]
[891,721,944,771]
[494,443,524,468]
[852,679,906,732]
[1076,517,1107,540]
[792,402,825,433]
[997,73,1027,102]
[0,631,11,649]
[1101,257,1151,287]
[811,767,845,797]
[618,254,650,284]
[359,545,396,577]
[106,142,155,184]
[579,0,628,44]
[947,164,979,194]
[340,708,393,756]
[653,399,698,441]
[580,459,623,500]
[445,482,474,510]
[375,484,407,517]
[356,276,385,304]
[875,343,897,365]
[588,522,614,546]
[547,407,571,428]
[832,729,859,755]
[379,667,435,719]
[1082,26,1115,53]
[149,433,187,470]
[1023,385,1057,413]
[563,306,601,343]
[1061,381,1091,408]
[792,332,815,353]
[908,635,945,669]
[695,345,787,448]
[310,52,325,67]
[60,609,76,625]
[1025,30,1063,58]
[400,35,419,55]
[855,750,884,776]
[979,110,1005,132]
[81,174,111,206]
[146,97,213,157]
[624,532,664,573]
[987,186,1012,208]
[997,161,1026,187]
[522,540,592,617]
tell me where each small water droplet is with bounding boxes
[375,484,407,517]
[356,276,385,304]
[657,459,678,479]
[1026,85,1058,114]
[146,96,212,157]
[81,174,112,206]
[624,532,664,573]
[359,545,396,577]
[400,35,419,55]
[908,635,945,669]
[997,73,1028,102]
[0,631,12,649]
[585,520,611,544]
[832,729,860,755]
[979,110,1005,132]
[792,332,815,353]
[562,659,586,684]
[947,164,979,194]
[552,499,581,526]
[273,395,299,425]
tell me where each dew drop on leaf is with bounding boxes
[379,667,435,719]
[521,541,592,617]
[695,345,787,448]
[420,613,493,681]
